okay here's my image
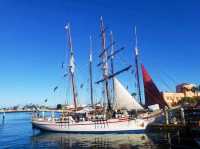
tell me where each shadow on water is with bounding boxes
[147,130,200,149]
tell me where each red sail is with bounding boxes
[141,64,167,109]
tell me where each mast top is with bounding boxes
[89,35,92,62]
[110,31,114,59]
[64,23,69,29]
[100,16,103,21]
[100,16,106,50]
[100,16,104,30]
[110,30,113,36]
[134,26,139,56]
[65,23,73,54]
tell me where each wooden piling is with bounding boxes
[164,106,169,125]
[180,107,186,125]
[42,111,45,119]
[3,111,5,120]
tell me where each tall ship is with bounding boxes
[32,17,165,133]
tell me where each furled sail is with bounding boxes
[69,55,75,74]
[113,77,143,110]
[141,64,167,109]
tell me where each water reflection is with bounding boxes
[31,130,200,149]
[32,132,153,149]
[0,117,5,128]
[147,131,200,149]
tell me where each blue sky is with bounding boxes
[0,0,200,107]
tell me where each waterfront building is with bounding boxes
[161,83,200,107]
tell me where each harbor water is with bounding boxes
[0,112,199,149]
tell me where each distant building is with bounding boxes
[161,83,200,107]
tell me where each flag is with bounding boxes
[53,86,58,92]
[131,92,137,97]
[63,73,68,77]
[61,62,65,69]
[80,84,84,89]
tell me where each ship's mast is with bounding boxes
[89,36,94,108]
[134,26,142,104]
[100,16,112,111]
[65,23,78,110]
[110,31,115,103]
[97,17,132,112]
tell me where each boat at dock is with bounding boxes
[32,76,159,133]
[32,17,164,134]
[32,117,154,134]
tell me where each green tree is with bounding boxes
[56,104,62,110]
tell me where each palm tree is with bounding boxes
[197,85,200,97]
[131,92,137,97]
[181,86,188,97]
[191,86,198,96]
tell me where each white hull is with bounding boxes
[32,117,155,134]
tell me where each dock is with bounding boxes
[147,123,188,133]
[147,106,200,133]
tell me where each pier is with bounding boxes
[147,106,200,134]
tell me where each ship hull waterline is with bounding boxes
[32,118,154,134]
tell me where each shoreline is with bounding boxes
[0,109,61,113]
